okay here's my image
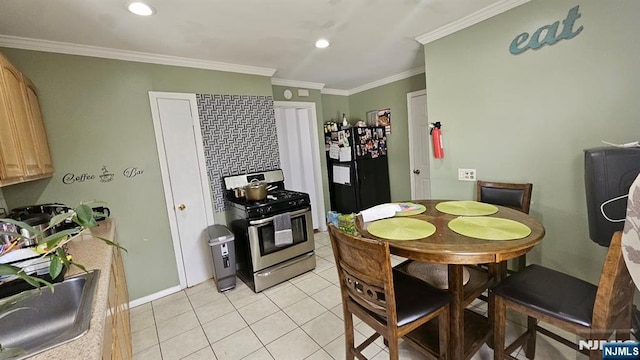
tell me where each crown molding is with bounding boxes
[321,88,349,96]
[270,78,325,90]
[348,67,425,95]
[415,0,530,45]
[0,35,276,77]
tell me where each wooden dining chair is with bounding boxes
[476,180,533,214]
[327,224,451,360]
[491,231,634,360]
[477,180,533,273]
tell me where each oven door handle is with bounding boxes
[255,252,315,277]
[249,207,310,226]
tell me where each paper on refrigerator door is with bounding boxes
[339,147,352,162]
[329,144,340,159]
[333,165,351,185]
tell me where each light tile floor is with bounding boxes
[131,231,585,360]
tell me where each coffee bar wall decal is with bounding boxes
[100,166,115,183]
[62,173,95,184]
[509,5,583,55]
[123,167,144,178]
[62,165,145,184]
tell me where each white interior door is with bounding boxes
[274,102,326,231]
[149,92,214,288]
[408,90,431,199]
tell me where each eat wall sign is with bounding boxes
[509,5,583,55]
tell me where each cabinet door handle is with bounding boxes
[177,204,186,211]
[413,169,421,175]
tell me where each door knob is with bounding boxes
[177,204,186,211]
[413,169,421,175]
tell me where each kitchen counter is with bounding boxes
[28,219,116,360]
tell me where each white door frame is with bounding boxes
[148,91,215,289]
[407,89,428,199]
[273,101,327,232]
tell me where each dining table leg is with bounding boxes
[486,262,503,350]
[448,264,465,360]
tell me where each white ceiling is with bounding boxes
[0,0,527,93]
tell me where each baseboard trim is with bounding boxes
[129,285,182,308]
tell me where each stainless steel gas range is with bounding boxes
[223,170,316,292]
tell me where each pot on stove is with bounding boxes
[244,179,268,201]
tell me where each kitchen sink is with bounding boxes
[0,270,99,359]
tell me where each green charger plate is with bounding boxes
[367,217,435,241]
[436,201,498,216]
[394,202,427,217]
[448,216,531,240]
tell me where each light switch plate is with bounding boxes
[458,168,476,181]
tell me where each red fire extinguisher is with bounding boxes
[430,122,444,159]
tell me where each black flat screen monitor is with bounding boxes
[584,147,640,246]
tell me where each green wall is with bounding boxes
[348,74,426,202]
[424,0,640,282]
[0,48,273,300]
[321,94,350,124]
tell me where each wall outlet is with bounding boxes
[458,168,476,181]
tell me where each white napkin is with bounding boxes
[359,204,401,222]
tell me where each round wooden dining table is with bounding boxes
[355,200,546,360]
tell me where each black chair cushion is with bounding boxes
[392,269,451,327]
[480,187,525,209]
[492,264,597,327]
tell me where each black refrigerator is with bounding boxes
[325,126,391,214]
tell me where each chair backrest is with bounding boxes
[476,180,533,214]
[592,231,634,331]
[328,224,397,325]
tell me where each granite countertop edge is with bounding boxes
[28,218,116,360]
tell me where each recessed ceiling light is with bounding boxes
[315,39,330,49]
[128,2,156,16]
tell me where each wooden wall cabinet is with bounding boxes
[23,76,54,175]
[0,52,54,186]
[102,246,132,360]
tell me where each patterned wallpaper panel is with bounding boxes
[197,94,280,212]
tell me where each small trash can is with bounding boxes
[207,225,236,292]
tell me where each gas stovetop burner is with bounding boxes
[226,189,310,218]
[228,190,306,205]
[223,170,312,219]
